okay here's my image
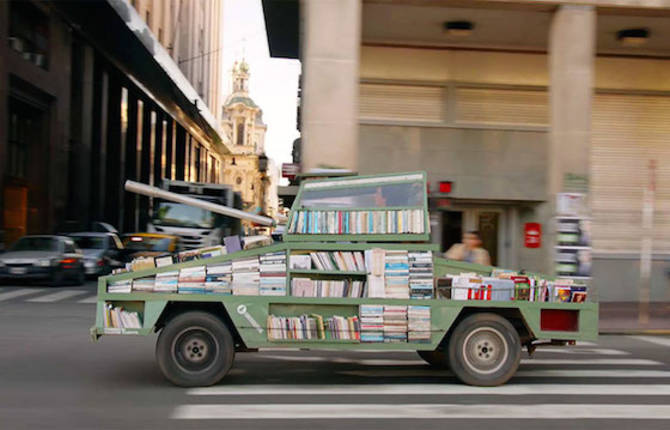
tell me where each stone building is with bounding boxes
[220,61,277,230]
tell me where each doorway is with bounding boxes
[440,208,503,266]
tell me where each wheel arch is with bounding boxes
[154,301,248,351]
[440,307,534,348]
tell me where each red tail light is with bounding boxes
[60,258,77,264]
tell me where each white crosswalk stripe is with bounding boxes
[77,295,99,304]
[26,290,88,303]
[188,383,670,396]
[631,335,670,348]
[0,288,46,302]
[172,404,670,420]
[173,343,670,421]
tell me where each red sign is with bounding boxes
[439,181,453,193]
[524,223,541,248]
[281,163,299,179]
[523,222,542,248]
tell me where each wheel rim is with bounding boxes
[461,327,509,375]
[171,326,219,373]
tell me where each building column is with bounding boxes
[300,0,361,172]
[544,5,596,275]
[548,5,595,196]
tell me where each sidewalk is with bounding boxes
[599,302,670,334]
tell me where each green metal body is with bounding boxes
[92,171,598,348]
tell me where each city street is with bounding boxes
[1,284,669,429]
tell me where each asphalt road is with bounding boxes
[1,283,670,429]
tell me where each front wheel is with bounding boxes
[448,313,521,386]
[156,311,235,387]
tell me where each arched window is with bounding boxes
[237,122,245,146]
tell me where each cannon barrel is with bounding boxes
[124,180,275,227]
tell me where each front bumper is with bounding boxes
[0,266,56,280]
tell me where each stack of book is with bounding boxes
[409,251,434,299]
[359,305,384,342]
[205,263,232,295]
[289,254,312,270]
[307,251,366,272]
[154,271,178,293]
[103,304,142,331]
[288,209,425,235]
[259,252,287,296]
[291,278,365,298]
[178,266,206,294]
[384,250,410,299]
[267,314,321,340]
[408,305,431,343]
[132,277,155,292]
[107,279,131,293]
[325,315,359,340]
[232,257,260,295]
[383,305,408,343]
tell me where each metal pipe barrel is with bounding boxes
[124,180,275,226]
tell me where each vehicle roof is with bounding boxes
[69,232,116,237]
[18,235,69,241]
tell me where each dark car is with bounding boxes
[0,235,85,286]
[69,232,125,277]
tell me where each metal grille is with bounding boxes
[359,83,444,122]
[455,87,548,127]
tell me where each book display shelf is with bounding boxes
[92,171,599,388]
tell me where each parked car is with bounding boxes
[68,232,125,277]
[0,235,85,286]
[121,233,180,260]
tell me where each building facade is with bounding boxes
[0,0,230,247]
[263,0,670,305]
[220,61,277,230]
[129,0,224,120]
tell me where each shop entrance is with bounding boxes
[440,208,502,266]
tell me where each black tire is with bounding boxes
[448,313,521,387]
[73,269,85,286]
[49,271,64,287]
[156,311,235,387]
[417,349,449,368]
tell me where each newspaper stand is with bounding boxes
[92,171,598,387]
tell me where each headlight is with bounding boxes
[35,259,52,267]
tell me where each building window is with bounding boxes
[131,0,137,8]
[158,28,163,44]
[145,10,151,29]
[237,122,245,146]
[8,0,50,70]
[236,177,242,185]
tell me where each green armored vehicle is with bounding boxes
[92,172,598,387]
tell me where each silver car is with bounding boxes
[69,232,125,276]
[0,235,85,286]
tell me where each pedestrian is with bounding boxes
[444,230,491,266]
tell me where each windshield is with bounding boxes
[10,237,59,252]
[71,236,106,250]
[153,202,216,228]
[299,181,424,209]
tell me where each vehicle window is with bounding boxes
[9,237,58,252]
[71,236,106,250]
[153,202,216,229]
[64,240,77,254]
[122,236,173,252]
[112,235,124,250]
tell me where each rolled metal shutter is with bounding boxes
[591,93,670,253]
[359,83,444,122]
[454,87,548,127]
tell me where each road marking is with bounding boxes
[77,295,98,303]
[338,368,670,378]
[259,355,660,367]
[537,348,630,356]
[521,358,662,366]
[27,290,88,302]
[187,383,670,397]
[0,288,46,302]
[172,403,670,420]
[631,336,670,348]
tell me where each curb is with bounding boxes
[600,330,670,336]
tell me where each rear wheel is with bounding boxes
[417,349,449,368]
[49,270,64,287]
[448,313,521,386]
[156,311,235,387]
